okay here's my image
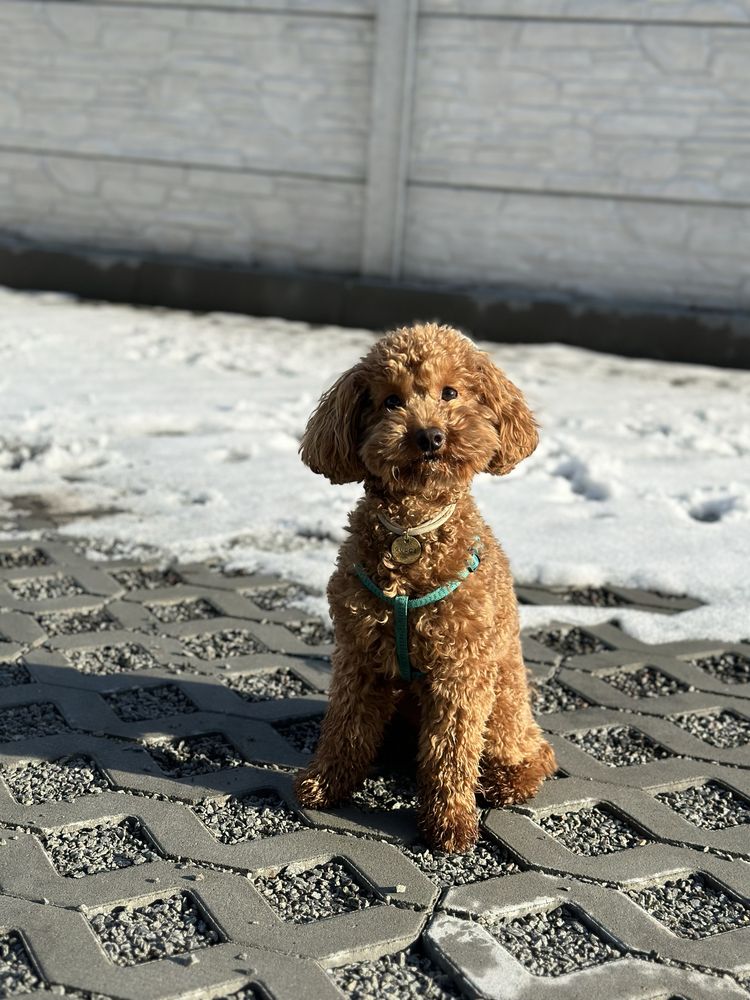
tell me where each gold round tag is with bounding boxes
[391,534,422,564]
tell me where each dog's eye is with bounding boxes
[441,386,458,401]
[384,394,404,410]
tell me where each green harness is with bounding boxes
[353,547,481,683]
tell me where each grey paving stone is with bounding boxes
[0,535,746,1000]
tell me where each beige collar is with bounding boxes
[376,502,456,537]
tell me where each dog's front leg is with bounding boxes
[295,649,396,809]
[416,676,495,853]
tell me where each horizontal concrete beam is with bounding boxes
[1,240,749,368]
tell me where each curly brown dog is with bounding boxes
[294,322,555,853]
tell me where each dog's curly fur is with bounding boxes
[294,322,556,853]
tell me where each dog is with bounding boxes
[294,322,555,853]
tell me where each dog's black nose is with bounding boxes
[416,427,445,453]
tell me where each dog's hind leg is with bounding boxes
[294,648,397,810]
[479,640,556,806]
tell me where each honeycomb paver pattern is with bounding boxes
[0,535,747,1000]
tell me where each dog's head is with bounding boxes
[300,323,538,492]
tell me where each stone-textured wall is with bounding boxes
[0,0,748,309]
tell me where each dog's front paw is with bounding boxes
[481,740,557,806]
[294,768,344,810]
[419,803,479,855]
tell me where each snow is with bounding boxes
[1,285,748,644]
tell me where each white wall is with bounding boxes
[1,0,748,308]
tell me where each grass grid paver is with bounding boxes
[2,754,109,803]
[0,930,43,995]
[66,642,159,675]
[0,535,746,1000]
[254,859,380,924]
[483,903,624,977]
[655,781,750,831]
[89,891,222,966]
[536,804,650,855]
[192,790,308,843]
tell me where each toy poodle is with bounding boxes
[294,322,555,853]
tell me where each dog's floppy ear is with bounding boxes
[474,351,539,475]
[300,365,369,484]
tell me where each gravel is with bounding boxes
[529,627,610,658]
[2,754,109,804]
[283,620,334,646]
[0,659,32,687]
[602,665,689,699]
[0,702,70,742]
[104,684,197,722]
[37,609,118,637]
[8,575,85,600]
[626,873,750,938]
[563,725,674,767]
[42,818,162,877]
[243,583,311,612]
[273,716,322,755]
[146,598,220,624]
[182,629,269,660]
[537,804,650,855]
[403,838,524,889]
[112,567,183,591]
[226,669,314,703]
[655,781,750,831]
[688,652,750,686]
[350,772,419,813]
[214,986,265,1000]
[89,892,221,966]
[532,678,591,714]
[0,547,50,569]
[0,930,43,995]
[671,710,750,749]
[331,946,464,999]
[560,587,631,607]
[193,790,307,843]
[145,733,245,776]
[67,642,158,675]
[255,859,380,924]
[484,904,622,977]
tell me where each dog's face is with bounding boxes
[301,323,538,492]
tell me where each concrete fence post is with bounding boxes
[360,0,418,280]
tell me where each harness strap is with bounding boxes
[353,546,481,682]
